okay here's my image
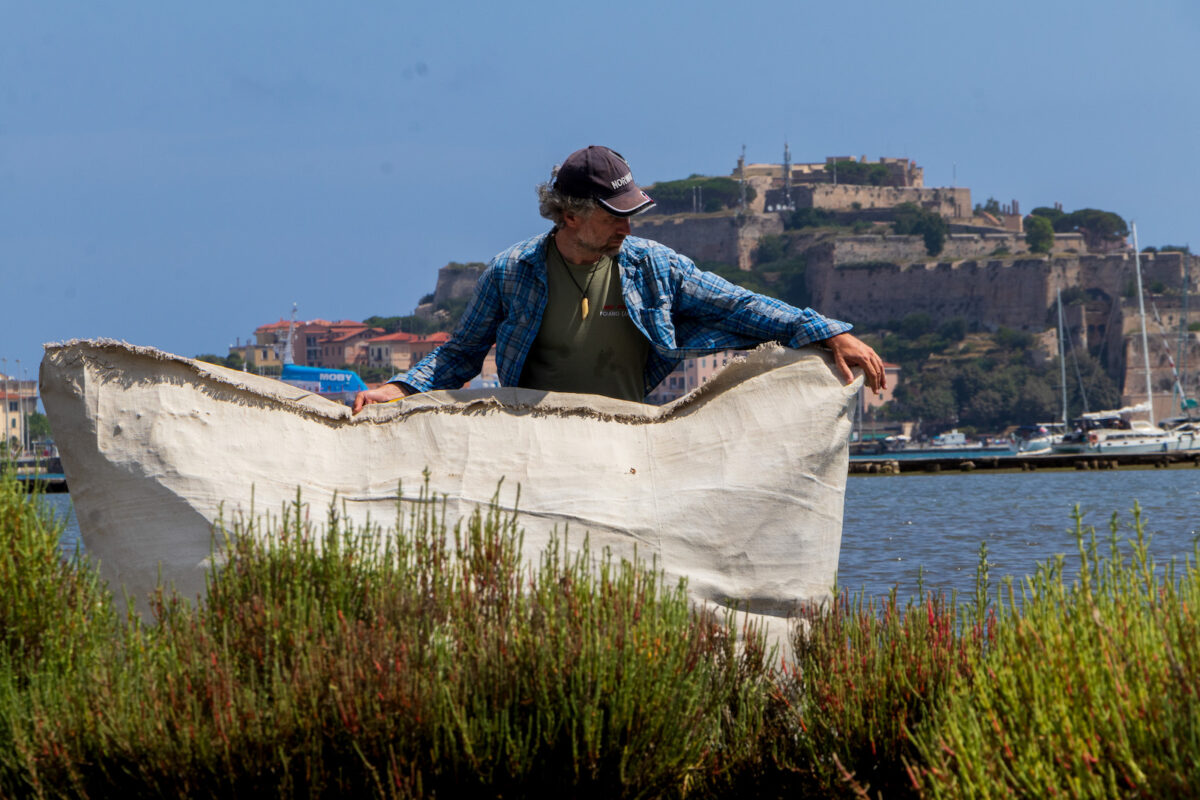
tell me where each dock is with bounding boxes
[13,473,69,493]
[850,451,1200,474]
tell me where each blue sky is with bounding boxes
[3,0,1199,380]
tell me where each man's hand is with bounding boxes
[824,332,887,393]
[352,382,411,415]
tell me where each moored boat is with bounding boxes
[1052,409,1178,455]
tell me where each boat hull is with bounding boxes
[41,340,860,641]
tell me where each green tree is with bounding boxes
[641,177,754,214]
[1065,354,1121,417]
[1030,206,1065,227]
[899,312,934,339]
[995,327,1034,351]
[938,317,968,342]
[754,235,785,265]
[976,197,1002,216]
[962,389,1005,428]
[888,375,957,428]
[194,353,244,370]
[25,412,52,442]
[828,160,890,186]
[1010,376,1058,422]
[785,207,834,230]
[892,203,948,256]
[1025,215,1054,254]
[1057,208,1128,239]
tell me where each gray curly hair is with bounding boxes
[536,166,598,226]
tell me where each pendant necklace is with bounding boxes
[563,258,603,319]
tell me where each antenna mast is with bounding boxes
[738,144,747,211]
[782,140,793,211]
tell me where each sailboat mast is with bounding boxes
[1132,224,1154,426]
[1057,289,1068,425]
[282,302,298,367]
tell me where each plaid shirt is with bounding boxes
[399,231,852,398]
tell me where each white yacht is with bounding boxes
[1052,409,1177,455]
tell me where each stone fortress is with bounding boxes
[630,147,1200,420]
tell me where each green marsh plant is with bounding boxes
[3,470,1200,797]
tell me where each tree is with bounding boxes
[785,207,834,230]
[828,160,890,186]
[899,312,934,339]
[194,353,244,370]
[1058,208,1128,239]
[892,203,948,256]
[25,412,52,441]
[1010,377,1058,422]
[754,235,785,265]
[1030,206,1065,228]
[995,327,1035,351]
[640,177,754,214]
[938,317,968,342]
[975,197,1002,216]
[1038,207,1129,251]
[1024,215,1054,254]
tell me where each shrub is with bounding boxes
[1025,214,1055,254]
[0,484,774,797]
[911,506,1200,797]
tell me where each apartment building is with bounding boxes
[646,350,741,405]
[0,375,40,454]
[231,318,382,371]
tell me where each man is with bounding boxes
[354,145,885,413]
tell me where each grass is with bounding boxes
[2,466,1199,797]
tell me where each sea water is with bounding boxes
[42,469,1200,603]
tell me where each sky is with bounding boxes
[3,0,1200,384]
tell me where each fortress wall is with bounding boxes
[1070,251,1192,300]
[811,258,1055,331]
[1118,299,1200,415]
[632,214,742,266]
[433,264,485,305]
[832,233,1043,263]
[793,185,970,217]
[831,232,1119,266]
[631,212,783,270]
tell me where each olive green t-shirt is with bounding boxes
[517,237,650,402]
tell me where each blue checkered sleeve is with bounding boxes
[398,267,503,392]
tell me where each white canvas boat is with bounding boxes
[40,339,860,645]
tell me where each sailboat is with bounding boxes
[1052,224,1179,455]
[1018,290,1071,455]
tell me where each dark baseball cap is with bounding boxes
[553,145,656,217]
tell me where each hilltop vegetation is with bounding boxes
[862,313,1119,434]
[642,175,755,215]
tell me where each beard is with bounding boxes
[577,231,624,259]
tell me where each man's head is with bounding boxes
[537,146,655,226]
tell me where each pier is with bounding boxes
[850,451,1200,474]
